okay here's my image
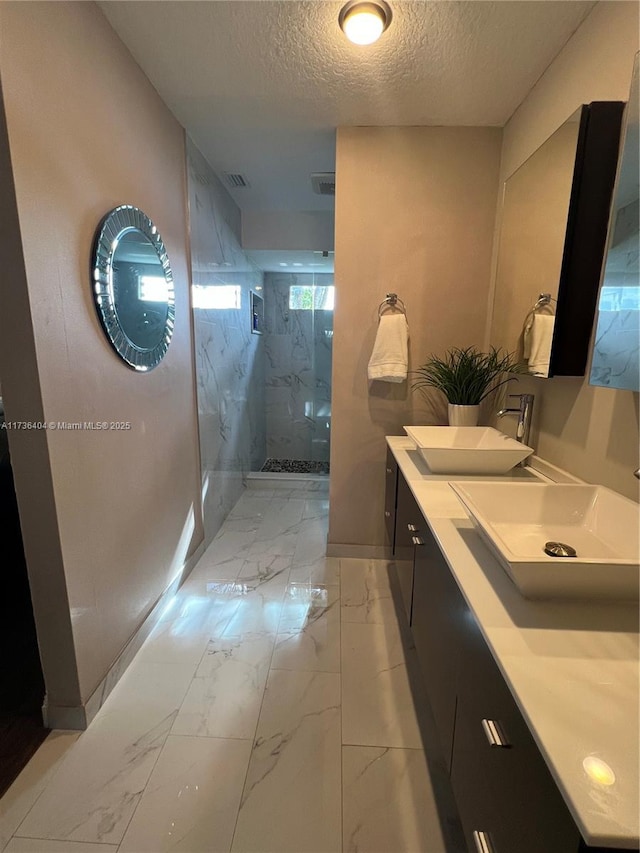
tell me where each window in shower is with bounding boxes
[289,285,335,311]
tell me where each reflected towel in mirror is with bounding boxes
[524,314,555,376]
[368,313,409,382]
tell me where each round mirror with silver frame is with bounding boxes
[91,205,175,371]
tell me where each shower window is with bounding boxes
[192,284,241,310]
[289,285,335,311]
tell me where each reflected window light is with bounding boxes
[139,275,169,302]
[192,284,242,310]
[206,581,249,596]
[599,285,640,312]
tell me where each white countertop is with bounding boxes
[387,435,640,850]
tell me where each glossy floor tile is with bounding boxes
[272,584,341,673]
[288,555,340,585]
[172,633,276,739]
[340,558,398,625]
[16,663,196,845]
[342,746,464,853]
[1,489,461,853]
[119,736,251,853]
[231,669,342,853]
[0,732,80,852]
[341,620,425,749]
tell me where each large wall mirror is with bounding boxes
[91,205,175,372]
[490,102,624,378]
[590,54,640,392]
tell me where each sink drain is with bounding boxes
[544,541,577,558]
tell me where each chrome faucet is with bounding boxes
[497,393,535,448]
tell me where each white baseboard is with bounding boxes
[326,543,392,560]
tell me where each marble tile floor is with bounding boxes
[0,492,465,853]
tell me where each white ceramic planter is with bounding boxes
[447,403,480,427]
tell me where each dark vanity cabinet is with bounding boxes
[384,447,398,550]
[383,453,634,853]
[411,531,600,852]
[451,610,582,853]
[395,472,424,620]
[412,527,465,773]
[385,451,424,621]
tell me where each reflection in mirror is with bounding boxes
[489,102,624,379]
[590,54,640,392]
[92,206,175,372]
[113,230,170,351]
[491,109,581,377]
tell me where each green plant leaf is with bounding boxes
[411,346,527,406]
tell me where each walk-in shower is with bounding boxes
[255,271,334,475]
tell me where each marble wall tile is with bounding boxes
[590,309,640,390]
[263,273,333,463]
[188,140,266,543]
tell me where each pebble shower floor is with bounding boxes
[260,458,330,475]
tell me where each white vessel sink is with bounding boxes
[451,482,640,601]
[403,426,533,474]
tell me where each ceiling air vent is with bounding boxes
[223,172,250,189]
[311,173,335,196]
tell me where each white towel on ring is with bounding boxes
[368,314,409,383]
[524,314,555,376]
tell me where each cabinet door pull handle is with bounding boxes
[386,467,393,474]
[481,718,511,748]
[411,536,424,547]
[407,523,418,532]
[472,830,495,853]
[384,511,391,518]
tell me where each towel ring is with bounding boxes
[531,292,557,314]
[378,292,407,318]
[523,293,556,329]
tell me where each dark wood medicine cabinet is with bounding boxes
[490,101,625,378]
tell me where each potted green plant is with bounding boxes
[412,346,526,426]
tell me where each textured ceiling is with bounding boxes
[100,0,596,212]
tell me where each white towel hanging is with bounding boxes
[525,314,555,376]
[368,313,409,383]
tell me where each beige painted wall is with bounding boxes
[329,126,502,548]
[487,1,640,500]
[0,2,203,715]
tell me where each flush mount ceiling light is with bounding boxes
[339,0,392,45]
